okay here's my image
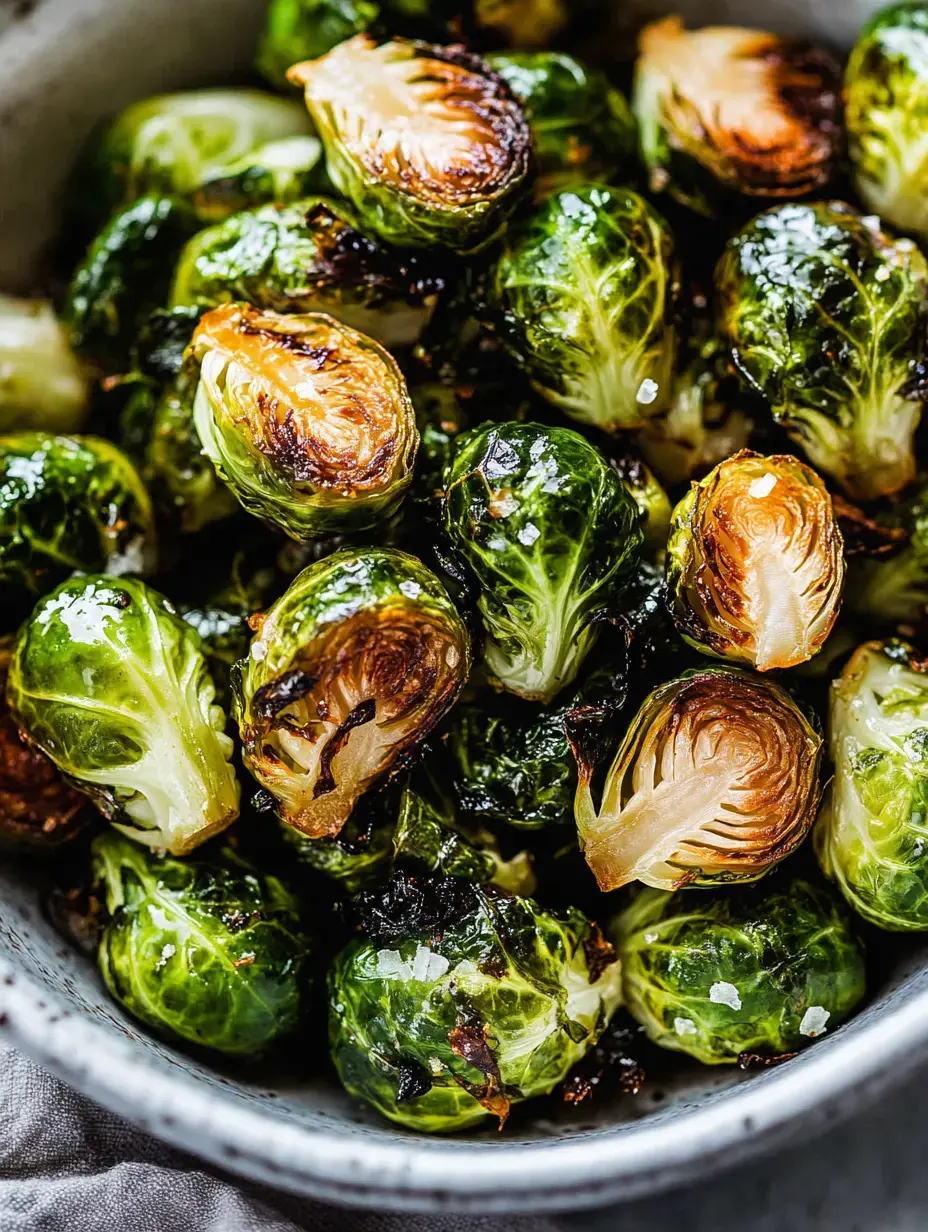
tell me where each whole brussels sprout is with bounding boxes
[666,451,845,672]
[257,0,381,87]
[329,889,621,1130]
[0,296,89,433]
[717,201,928,502]
[816,639,928,930]
[575,666,822,891]
[481,184,678,434]
[170,199,441,348]
[442,421,642,702]
[191,136,326,224]
[93,831,308,1055]
[233,548,470,839]
[613,879,866,1064]
[288,37,531,252]
[486,52,636,186]
[846,477,928,625]
[72,89,315,231]
[65,195,200,374]
[846,2,928,243]
[0,638,92,854]
[0,433,156,609]
[188,303,418,540]
[633,17,842,216]
[8,575,240,856]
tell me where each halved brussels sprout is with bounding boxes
[288,36,531,251]
[189,303,418,540]
[170,199,440,348]
[846,3,928,242]
[329,890,620,1131]
[486,52,636,185]
[191,135,326,224]
[0,433,156,609]
[846,477,928,625]
[717,201,928,501]
[93,831,309,1056]
[442,422,642,702]
[634,16,842,216]
[0,295,89,433]
[233,548,470,839]
[613,879,866,1064]
[65,195,200,374]
[666,451,845,671]
[9,575,240,856]
[481,184,678,433]
[72,89,315,230]
[816,639,928,930]
[575,666,822,891]
[0,637,92,854]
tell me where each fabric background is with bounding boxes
[3,1041,928,1232]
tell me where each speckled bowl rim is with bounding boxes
[1,947,926,1213]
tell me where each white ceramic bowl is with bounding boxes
[0,0,918,1213]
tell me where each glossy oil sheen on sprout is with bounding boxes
[234,548,470,839]
[666,450,845,671]
[575,666,822,892]
[613,879,865,1064]
[329,891,621,1131]
[288,36,531,251]
[189,303,418,540]
[817,640,928,930]
[442,421,642,703]
[717,201,928,501]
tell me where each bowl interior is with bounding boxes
[0,0,920,1214]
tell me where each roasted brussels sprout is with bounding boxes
[633,17,842,216]
[442,422,642,702]
[9,575,240,855]
[93,831,308,1055]
[846,478,928,625]
[846,2,928,242]
[170,199,440,347]
[0,638,92,853]
[234,548,469,838]
[815,639,928,930]
[486,52,636,186]
[288,37,531,252]
[65,195,200,373]
[0,433,155,609]
[717,202,928,502]
[610,454,671,562]
[191,136,325,223]
[613,879,866,1064]
[189,303,418,539]
[73,89,315,230]
[575,667,822,891]
[0,295,89,433]
[482,184,677,433]
[329,890,620,1130]
[666,451,845,671]
[257,0,381,87]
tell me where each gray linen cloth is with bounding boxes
[0,1045,558,1232]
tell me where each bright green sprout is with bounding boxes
[257,0,381,87]
[233,547,470,839]
[846,2,928,243]
[288,36,531,252]
[0,296,89,433]
[93,830,308,1056]
[329,890,621,1131]
[0,433,155,609]
[442,421,642,702]
[170,198,440,348]
[188,303,418,540]
[816,638,928,930]
[716,200,928,501]
[482,183,678,433]
[613,878,866,1064]
[8,574,240,856]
